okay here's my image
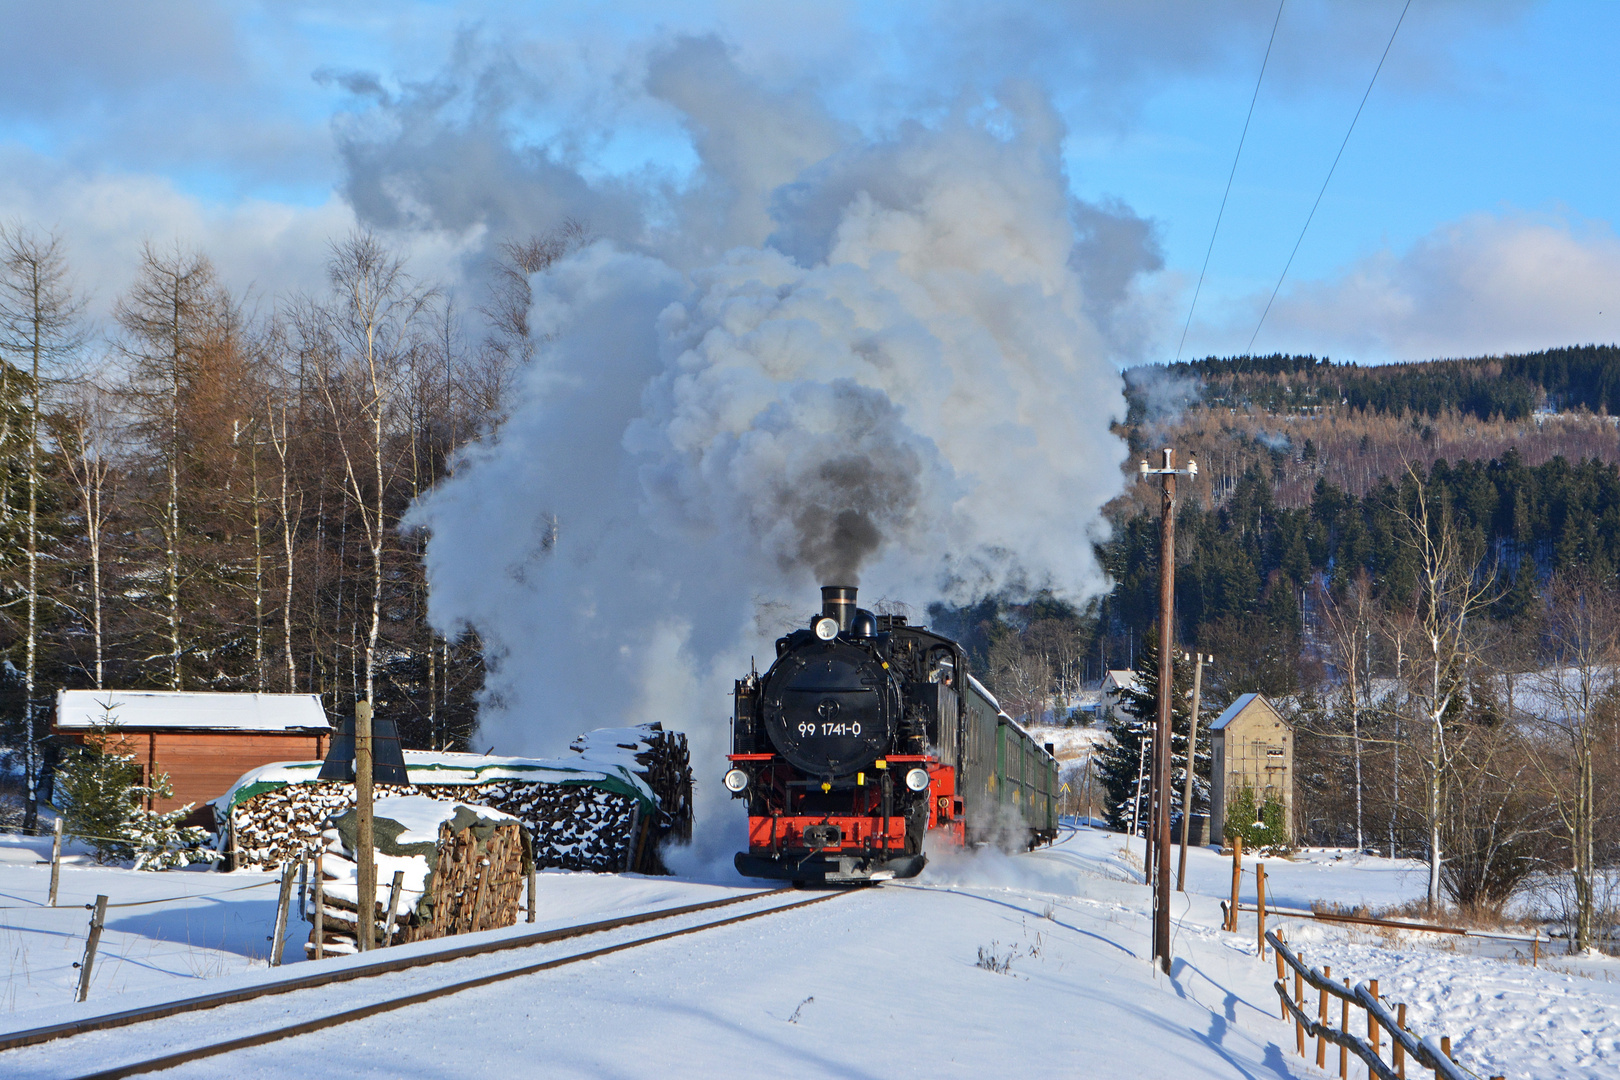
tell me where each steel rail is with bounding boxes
[69,889,851,1080]
[0,886,793,1054]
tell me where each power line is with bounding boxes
[1247,0,1413,355]
[1175,0,1287,363]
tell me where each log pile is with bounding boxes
[567,723,694,865]
[306,798,528,956]
[223,722,694,875]
[233,779,638,873]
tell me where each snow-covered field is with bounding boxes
[1024,724,1108,762]
[0,827,1614,1079]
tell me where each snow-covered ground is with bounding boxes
[0,827,1614,1078]
[1024,724,1108,762]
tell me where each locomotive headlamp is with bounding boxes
[904,767,930,792]
[813,616,839,641]
[723,768,750,793]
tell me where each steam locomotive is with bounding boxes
[725,586,1059,884]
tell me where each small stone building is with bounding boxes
[54,690,332,822]
[1209,693,1294,845]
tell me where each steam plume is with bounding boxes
[408,66,1145,865]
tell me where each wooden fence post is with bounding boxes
[1316,963,1330,1070]
[269,861,295,966]
[1256,863,1267,959]
[75,895,108,1003]
[1441,1035,1452,1068]
[1274,942,1286,1019]
[1228,835,1243,931]
[526,858,537,924]
[1368,978,1380,1061]
[48,819,63,907]
[1294,965,1305,1056]
[1339,977,1350,1078]
[312,853,325,961]
[1394,1002,1406,1078]
[382,870,405,946]
[297,858,308,922]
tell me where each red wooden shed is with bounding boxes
[54,690,332,822]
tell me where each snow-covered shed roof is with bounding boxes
[56,690,331,732]
[1211,693,1274,731]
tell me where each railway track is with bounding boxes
[1,886,850,1080]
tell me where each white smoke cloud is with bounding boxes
[410,98,1135,860]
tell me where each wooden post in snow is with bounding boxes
[382,870,405,947]
[1339,978,1350,1078]
[1256,862,1268,959]
[1227,835,1242,931]
[75,894,108,1002]
[354,699,375,953]
[1394,1002,1407,1077]
[527,857,537,924]
[47,818,62,906]
[1316,963,1330,1070]
[269,861,295,966]
[1369,978,1381,1060]
[313,853,325,961]
[1274,941,1286,1019]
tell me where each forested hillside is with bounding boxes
[960,346,1620,926]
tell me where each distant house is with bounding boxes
[1209,693,1294,846]
[1099,670,1139,724]
[54,691,332,824]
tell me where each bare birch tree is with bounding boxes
[55,376,120,690]
[311,232,431,706]
[1529,571,1620,951]
[1388,464,1498,910]
[0,226,84,829]
[1319,569,1377,851]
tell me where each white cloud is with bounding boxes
[1257,210,1620,361]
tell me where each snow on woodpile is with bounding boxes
[217,723,692,875]
[306,795,528,956]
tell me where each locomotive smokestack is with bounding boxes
[821,585,858,631]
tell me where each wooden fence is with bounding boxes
[1266,930,1502,1080]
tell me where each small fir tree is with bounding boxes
[54,718,142,863]
[54,716,214,868]
[1095,634,1211,833]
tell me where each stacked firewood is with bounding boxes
[233,779,640,873]
[306,803,528,956]
[567,722,694,864]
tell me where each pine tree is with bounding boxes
[53,717,214,868]
[1095,634,1211,832]
[54,718,142,863]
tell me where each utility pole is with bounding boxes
[1178,651,1212,892]
[355,698,375,952]
[1139,447,1196,975]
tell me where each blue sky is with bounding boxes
[1,0,1614,365]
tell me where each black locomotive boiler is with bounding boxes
[725,586,1059,884]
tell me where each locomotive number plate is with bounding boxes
[798,721,863,737]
